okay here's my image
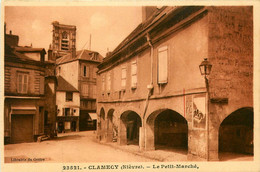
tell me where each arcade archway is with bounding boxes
[219,107,253,160]
[119,111,142,145]
[146,109,188,151]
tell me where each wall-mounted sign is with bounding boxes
[192,95,206,130]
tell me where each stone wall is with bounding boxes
[207,6,253,160]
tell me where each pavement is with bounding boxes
[4,131,156,163]
[4,131,253,163]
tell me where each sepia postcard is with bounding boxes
[1,0,260,172]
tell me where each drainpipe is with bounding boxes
[141,33,154,150]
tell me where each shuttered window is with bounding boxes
[81,84,89,96]
[93,85,97,97]
[39,76,44,94]
[93,68,97,79]
[107,73,111,91]
[83,65,90,77]
[158,46,168,84]
[102,75,105,92]
[17,73,29,94]
[121,66,126,88]
[131,60,137,88]
[66,92,73,101]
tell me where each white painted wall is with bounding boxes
[56,91,80,117]
[57,61,79,90]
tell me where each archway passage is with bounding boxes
[120,111,142,145]
[219,107,253,160]
[154,109,188,151]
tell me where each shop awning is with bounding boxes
[11,105,36,114]
[89,113,97,120]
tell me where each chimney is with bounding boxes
[9,30,12,35]
[142,6,158,22]
[48,44,54,61]
[48,49,54,61]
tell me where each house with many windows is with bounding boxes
[96,6,253,161]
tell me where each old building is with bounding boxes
[49,21,76,60]
[55,49,103,131]
[4,30,46,144]
[56,76,80,132]
[96,6,253,161]
[49,22,103,131]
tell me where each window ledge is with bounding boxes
[131,86,137,90]
[158,82,168,85]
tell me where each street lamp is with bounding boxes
[199,58,212,161]
[199,58,212,78]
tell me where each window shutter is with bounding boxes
[18,74,23,93]
[93,85,97,97]
[107,73,111,91]
[86,66,90,78]
[39,76,44,94]
[131,61,137,87]
[93,68,97,78]
[158,46,168,84]
[82,84,89,96]
[23,74,28,93]
[121,67,126,88]
[102,75,105,92]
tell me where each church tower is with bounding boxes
[50,21,76,60]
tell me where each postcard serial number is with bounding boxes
[63,166,81,170]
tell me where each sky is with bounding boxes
[4,6,142,57]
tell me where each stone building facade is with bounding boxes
[96,6,253,161]
[55,50,103,131]
[50,22,103,131]
[49,21,76,60]
[4,30,52,144]
[56,76,80,132]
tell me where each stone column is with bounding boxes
[145,123,155,150]
[106,118,113,142]
[208,110,220,161]
[118,119,127,145]
[139,127,145,151]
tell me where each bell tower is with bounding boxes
[51,21,76,59]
